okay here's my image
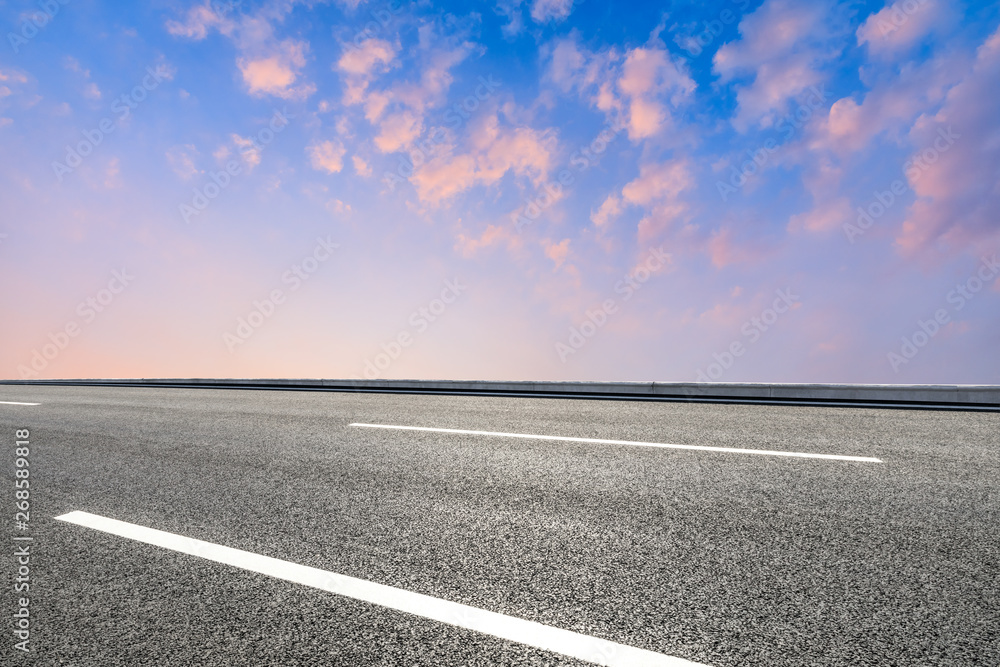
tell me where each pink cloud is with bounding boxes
[167,1,313,101]
[104,157,122,189]
[476,122,555,186]
[732,59,821,129]
[622,160,692,206]
[166,144,201,180]
[546,38,591,92]
[325,198,350,215]
[165,2,235,39]
[626,97,665,140]
[337,39,397,107]
[542,237,571,268]
[352,155,372,177]
[545,38,694,141]
[896,27,1000,256]
[612,159,694,244]
[454,222,522,257]
[788,196,852,233]
[939,320,972,339]
[637,203,687,244]
[531,0,574,23]
[714,0,841,129]
[230,134,261,170]
[308,140,347,174]
[63,56,102,101]
[341,33,475,158]
[697,300,749,329]
[786,157,852,235]
[591,194,622,228]
[373,111,422,153]
[387,42,476,115]
[337,38,396,76]
[706,227,771,268]
[715,0,826,73]
[810,53,960,155]
[618,46,694,140]
[619,46,694,104]
[411,154,479,204]
[410,113,557,206]
[857,0,954,59]
[239,40,313,99]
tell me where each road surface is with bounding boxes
[1,385,997,665]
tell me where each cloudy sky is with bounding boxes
[1,0,998,383]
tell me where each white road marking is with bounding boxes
[351,423,883,463]
[55,511,706,667]
[0,401,40,406]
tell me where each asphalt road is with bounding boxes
[1,386,998,666]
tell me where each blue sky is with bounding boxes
[1,0,999,382]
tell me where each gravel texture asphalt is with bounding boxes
[1,385,998,666]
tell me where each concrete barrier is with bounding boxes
[1,379,999,410]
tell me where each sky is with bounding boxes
[0,0,998,383]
